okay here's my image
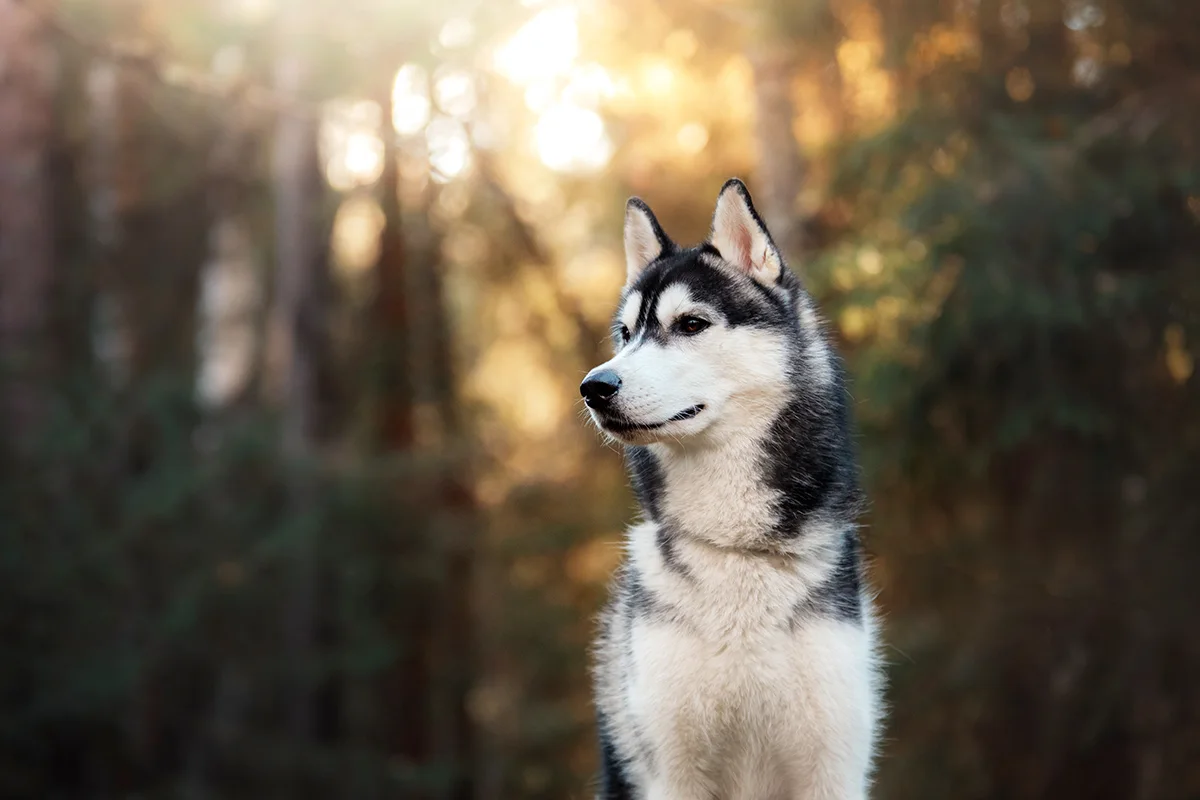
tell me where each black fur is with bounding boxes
[655,523,691,579]
[789,531,864,627]
[763,355,864,539]
[624,570,663,618]
[597,711,638,799]
[592,180,867,795]
[622,567,690,628]
[626,446,664,521]
[622,248,787,340]
[616,208,862,544]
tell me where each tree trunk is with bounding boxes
[749,46,806,265]
[86,47,212,390]
[369,73,435,794]
[0,0,57,444]
[411,184,476,800]
[83,61,132,385]
[270,33,327,753]
[270,76,324,459]
[976,0,1008,78]
[373,90,414,450]
[198,92,265,411]
[1026,0,1072,102]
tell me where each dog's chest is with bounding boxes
[614,524,871,795]
[631,611,810,728]
[627,613,862,798]
[630,550,836,750]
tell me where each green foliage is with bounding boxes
[0,374,464,798]
[814,15,1200,795]
[5,0,1200,797]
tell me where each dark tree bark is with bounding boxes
[411,185,476,800]
[86,49,213,388]
[749,46,806,265]
[977,0,1008,78]
[270,29,328,756]
[271,77,324,460]
[0,0,57,444]
[373,92,414,451]
[1025,0,1073,104]
[369,72,435,796]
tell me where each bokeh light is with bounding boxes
[321,99,384,191]
[427,115,472,181]
[392,64,432,136]
[493,6,579,86]
[10,2,1200,798]
[535,103,613,173]
[434,68,477,119]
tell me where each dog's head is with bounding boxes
[582,179,834,446]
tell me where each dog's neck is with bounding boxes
[626,355,859,556]
[636,409,794,552]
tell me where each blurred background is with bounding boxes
[1,0,1198,797]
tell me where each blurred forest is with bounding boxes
[1,0,1198,797]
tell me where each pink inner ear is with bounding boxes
[729,222,753,271]
[715,198,754,271]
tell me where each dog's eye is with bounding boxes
[619,325,631,343]
[676,316,710,335]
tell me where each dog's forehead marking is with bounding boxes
[655,283,694,329]
[619,290,643,333]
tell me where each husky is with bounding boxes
[581,179,882,799]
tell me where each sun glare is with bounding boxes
[434,68,477,118]
[427,116,472,182]
[488,4,617,173]
[438,16,475,50]
[494,6,579,86]
[676,122,709,154]
[345,133,383,180]
[641,60,675,95]
[321,99,384,192]
[392,64,431,136]
[535,103,612,173]
[331,195,384,277]
[524,82,556,114]
[221,0,274,24]
[562,63,616,108]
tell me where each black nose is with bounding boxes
[580,369,621,407]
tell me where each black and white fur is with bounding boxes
[581,180,882,799]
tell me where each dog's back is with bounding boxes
[582,180,882,799]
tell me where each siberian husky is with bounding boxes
[581,179,882,799]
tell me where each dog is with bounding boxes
[581,179,882,799]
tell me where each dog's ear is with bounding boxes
[709,178,784,286]
[624,198,673,283]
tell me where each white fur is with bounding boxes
[619,291,643,337]
[653,284,694,330]
[632,613,879,800]
[598,513,882,799]
[591,288,793,446]
[593,185,881,799]
[592,313,882,797]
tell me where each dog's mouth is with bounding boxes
[598,404,706,433]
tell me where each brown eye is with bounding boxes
[677,316,710,335]
[619,325,631,342]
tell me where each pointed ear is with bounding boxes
[624,198,673,283]
[709,178,785,285]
